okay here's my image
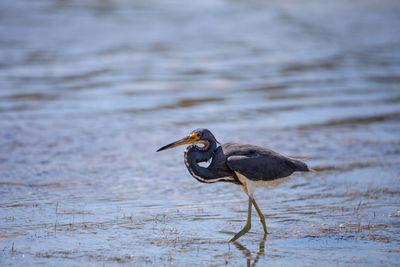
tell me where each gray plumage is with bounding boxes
[180,129,310,185]
[156,128,312,242]
[225,143,309,181]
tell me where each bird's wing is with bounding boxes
[225,144,298,181]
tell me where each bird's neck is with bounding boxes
[184,140,220,183]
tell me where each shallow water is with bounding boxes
[1,0,400,265]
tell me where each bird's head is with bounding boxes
[156,128,217,152]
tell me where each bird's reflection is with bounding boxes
[232,234,267,267]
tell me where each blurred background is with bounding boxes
[1,0,399,265]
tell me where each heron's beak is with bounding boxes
[156,134,199,152]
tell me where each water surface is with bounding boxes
[1,0,400,265]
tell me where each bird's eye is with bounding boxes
[191,133,201,139]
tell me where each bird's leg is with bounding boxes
[230,197,252,242]
[251,198,268,234]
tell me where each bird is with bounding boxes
[156,128,312,242]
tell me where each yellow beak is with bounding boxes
[156,134,199,152]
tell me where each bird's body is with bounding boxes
[157,128,311,242]
[184,142,309,195]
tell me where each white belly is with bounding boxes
[235,171,289,197]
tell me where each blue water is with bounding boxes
[1,0,400,265]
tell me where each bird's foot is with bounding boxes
[229,223,251,242]
[250,198,269,234]
[260,220,269,234]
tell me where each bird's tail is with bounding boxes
[290,157,316,173]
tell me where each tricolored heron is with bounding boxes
[157,128,311,242]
